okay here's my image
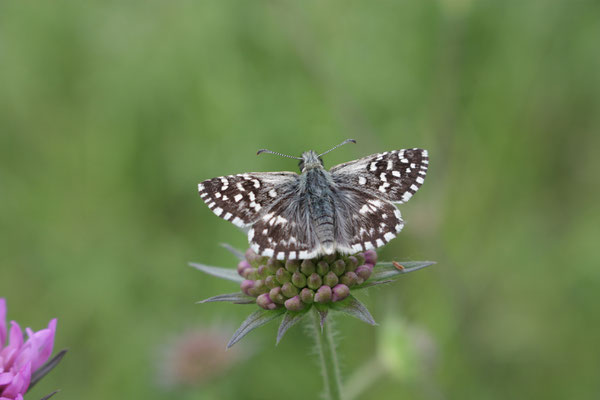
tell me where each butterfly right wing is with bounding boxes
[198,172,298,228]
[330,148,428,204]
[332,186,405,254]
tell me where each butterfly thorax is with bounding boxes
[298,157,336,254]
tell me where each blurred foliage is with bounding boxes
[1,0,599,399]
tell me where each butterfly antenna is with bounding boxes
[318,139,357,157]
[256,149,302,160]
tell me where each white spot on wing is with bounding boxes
[262,249,275,257]
[376,239,385,247]
[359,176,367,185]
[262,212,274,221]
[269,189,277,197]
[416,177,424,184]
[248,228,254,240]
[232,217,244,227]
[234,194,243,202]
[213,207,223,216]
[384,232,395,242]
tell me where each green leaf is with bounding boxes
[228,309,286,348]
[354,260,435,290]
[276,309,310,344]
[197,292,255,304]
[220,243,245,260]
[314,303,329,332]
[39,391,60,400]
[330,295,376,326]
[29,349,67,390]
[189,262,244,283]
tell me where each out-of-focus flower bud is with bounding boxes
[355,253,366,266]
[281,282,299,298]
[257,265,269,279]
[323,271,339,287]
[266,258,280,274]
[300,260,315,276]
[265,275,279,289]
[268,287,286,304]
[256,294,277,310]
[237,260,252,277]
[291,272,307,288]
[316,261,330,276]
[240,280,255,296]
[284,296,304,311]
[300,288,314,304]
[355,263,373,281]
[314,286,332,304]
[307,273,322,290]
[285,260,300,273]
[331,284,350,302]
[276,268,291,284]
[340,271,358,287]
[363,250,377,265]
[345,256,359,272]
[331,259,346,276]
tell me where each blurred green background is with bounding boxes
[1,1,599,399]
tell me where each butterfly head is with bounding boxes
[256,139,356,173]
[299,150,324,172]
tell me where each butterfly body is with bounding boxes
[198,146,428,260]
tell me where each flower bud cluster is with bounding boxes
[238,249,378,311]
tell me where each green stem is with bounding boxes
[311,308,343,400]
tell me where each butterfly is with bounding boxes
[198,139,428,260]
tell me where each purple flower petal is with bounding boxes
[0,372,13,386]
[1,362,30,398]
[29,320,56,371]
[0,322,23,369]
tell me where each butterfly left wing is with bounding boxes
[330,148,428,204]
[198,172,298,228]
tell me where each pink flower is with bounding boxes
[0,298,57,400]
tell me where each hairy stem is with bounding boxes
[311,308,343,400]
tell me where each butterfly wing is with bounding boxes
[198,172,298,228]
[246,191,318,260]
[330,148,428,204]
[332,186,405,253]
